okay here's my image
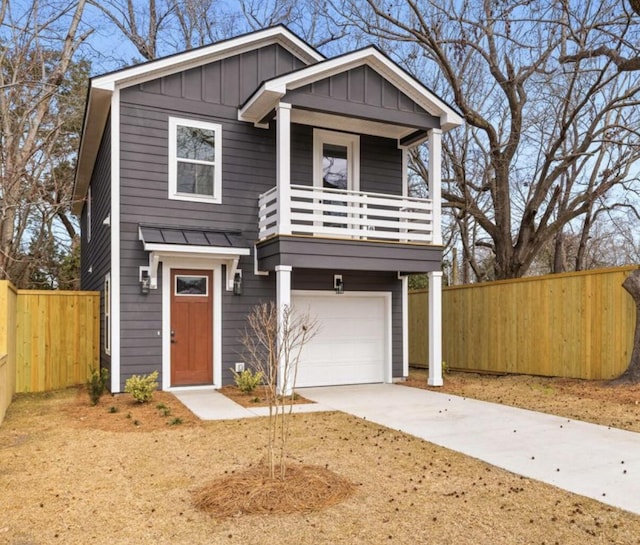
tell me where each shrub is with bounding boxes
[87,367,109,406]
[230,367,264,393]
[124,370,159,403]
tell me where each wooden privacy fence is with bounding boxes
[0,282,18,424]
[409,266,637,380]
[0,281,100,424]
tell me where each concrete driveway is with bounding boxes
[301,384,640,515]
[176,383,640,515]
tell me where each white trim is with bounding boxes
[161,258,223,391]
[292,109,413,140]
[429,129,443,245]
[92,27,323,92]
[168,117,222,204]
[239,48,463,131]
[291,290,393,385]
[110,88,121,393]
[428,271,443,387]
[140,242,250,257]
[104,273,111,356]
[402,275,408,378]
[313,129,360,192]
[276,265,293,395]
[276,103,292,235]
[401,148,409,197]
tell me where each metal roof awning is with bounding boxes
[138,225,251,290]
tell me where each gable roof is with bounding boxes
[72,25,324,214]
[238,46,462,132]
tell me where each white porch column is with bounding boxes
[275,265,292,395]
[276,103,292,235]
[428,270,443,386]
[428,128,443,245]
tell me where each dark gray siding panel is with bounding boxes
[221,266,275,386]
[360,134,402,194]
[290,124,313,185]
[257,236,443,273]
[285,66,439,129]
[80,117,112,375]
[137,44,306,107]
[292,269,404,379]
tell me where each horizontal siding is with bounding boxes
[80,117,112,373]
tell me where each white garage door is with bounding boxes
[292,292,390,388]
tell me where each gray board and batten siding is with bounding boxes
[109,42,427,388]
[81,117,112,373]
[283,65,440,130]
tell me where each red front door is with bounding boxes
[170,269,213,386]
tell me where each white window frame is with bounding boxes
[313,129,360,191]
[104,272,111,355]
[168,117,222,204]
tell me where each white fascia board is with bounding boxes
[239,47,463,132]
[92,27,323,93]
[141,242,250,257]
[72,87,112,214]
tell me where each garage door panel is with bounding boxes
[292,292,389,388]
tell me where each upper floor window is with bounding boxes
[168,117,222,203]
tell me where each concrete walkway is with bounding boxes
[175,383,640,515]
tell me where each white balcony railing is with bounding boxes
[258,184,435,244]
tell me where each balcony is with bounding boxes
[258,185,435,245]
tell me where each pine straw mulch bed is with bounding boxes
[405,367,640,432]
[193,463,354,517]
[218,385,314,408]
[2,386,640,544]
[61,387,201,431]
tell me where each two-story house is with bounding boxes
[73,26,462,393]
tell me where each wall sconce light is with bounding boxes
[140,270,151,295]
[334,274,344,294]
[233,270,243,296]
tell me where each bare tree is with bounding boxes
[87,0,350,65]
[241,302,318,480]
[0,0,91,286]
[339,0,640,280]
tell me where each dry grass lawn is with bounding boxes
[407,368,640,433]
[1,381,640,545]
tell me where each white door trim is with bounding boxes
[291,290,393,384]
[161,258,222,391]
[313,129,360,191]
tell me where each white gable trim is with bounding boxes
[92,26,323,92]
[110,88,121,393]
[239,47,463,132]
